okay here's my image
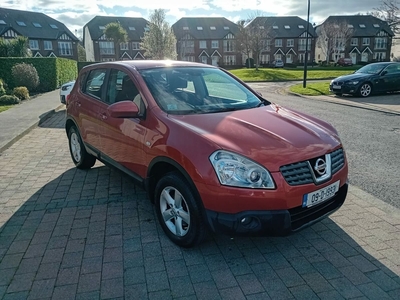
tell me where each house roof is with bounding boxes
[248,16,317,38]
[316,15,394,37]
[83,16,149,42]
[172,17,240,40]
[0,7,78,40]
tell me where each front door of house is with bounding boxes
[350,53,357,64]
[286,54,292,64]
[212,56,219,66]
[201,56,208,64]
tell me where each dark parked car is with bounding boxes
[66,60,348,247]
[330,62,400,97]
[336,58,353,66]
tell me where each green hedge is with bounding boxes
[0,57,78,92]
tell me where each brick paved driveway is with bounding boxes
[0,110,399,299]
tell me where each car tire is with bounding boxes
[68,126,96,169]
[155,171,207,247]
[358,83,372,97]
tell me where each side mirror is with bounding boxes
[381,70,388,76]
[108,101,139,118]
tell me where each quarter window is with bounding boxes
[84,69,107,100]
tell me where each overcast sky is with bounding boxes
[2,0,383,38]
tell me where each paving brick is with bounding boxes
[193,281,221,300]
[348,254,379,273]
[81,256,103,274]
[259,279,293,299]
[169,276,195,298]
[124,283,148,300]
[77,272,101,293]
[103,246,123,262]
[61,251,83,269]
[301,272,334,294]
[144,255,166,273]
[47,236,68,249]
[6,240,30,254]
[0,253,23,269]
[312,261,342,280]
[365,270,400,292]
[102,261,123,280]
[29,278,56,299]
[124,266,146,285]
[357,282,392,299]
[124,250,144,268]
[52,284,77,300]
[329,277,363,298]
[289,285,319,299]
[7,272,35,293]
[317,290,346,299]
[338,265,371,285]
[275,266,305,288]
[165,259,189,278]
[56,266,80,286]
[146,270,170,293]
[101,277,124,299]
[235,273,264,295]
[42,248,64,264]
[35,262,60,280]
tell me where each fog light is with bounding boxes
[241,217,252,226]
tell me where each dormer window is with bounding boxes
[359,24,366,28]
[284,25,290,29]
[16,21,26,26]
[210,26,216,30]
[298,25,304,29]
[197,26,203,30]
[33,22,42,28]
[50,24,58,29]
[0,20,6,25]
[99,26,105,30]
[224,26,229,30]
[129,27,136,30]
[273,25,278,29]
[183,26,189,30]
[373,24,380,28]
[348,24,354,28]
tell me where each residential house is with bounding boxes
[315,15,394,64]
[246,16,317,66]
[172,17,242,67]
[0,7,79,60]
[83,16,148,62]
[390,35,400,60]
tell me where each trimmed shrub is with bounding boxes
[0,94,20,105]
[11,63,40,91]
[13,86,30,100]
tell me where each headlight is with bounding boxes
[209,150,275,189]
[348,81,359,85]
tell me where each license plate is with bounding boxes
[302,181,340,208]
[332,85,341,90]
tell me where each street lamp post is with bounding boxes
[302,0,311,88]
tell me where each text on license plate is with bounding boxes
[333,85,341,89]
[302,181,340,208]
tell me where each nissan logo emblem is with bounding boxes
[314,158,327,175]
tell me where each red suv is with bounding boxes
[66,61,348,247]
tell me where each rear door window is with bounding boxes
[83,69,107,100]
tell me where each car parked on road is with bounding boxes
[66,60,348,247]
[330,62,400,97]
[336,58,353,66]
[60,80,75,104]
[272,59,284,68]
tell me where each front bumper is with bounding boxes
[330,84,360,95]
[205,183,348,236]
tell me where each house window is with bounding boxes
[16,21,26,26]
[29,40,39,50]
[120,42,129,50]
[99,26,105,30]
[44,41,53,50]
[181,40,194,54]
[273,25,278,29]
[375,37,387,49]
[58,42,73,56]
[199,40,206,49]
[223,40,235,52]
[99,41,115,54]
[183,26,189,30]
[374,52,386,61]
[224,26,229,30]
[298,25,304,29]
[298,39,311,51]
[260,54,270,64]
[0,20,6,25]
[132,42,140,50]
[275,39,282,47]
[197,26,203,30]
[129,27,135,30]
[348,24,354,28]
[373,24,380,28]
[362,38,370,45]
[287,39,294,47]
[183,56,195,62]
[50,24,58,29]
[284,25,290,29]
[210,26,216,30]
[223,55,236,65]
[32,22,42,28]
[211,40,219,48]
[275,54,282,60]
[351,38,358,46]
[359,24,366,28]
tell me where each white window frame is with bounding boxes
[58,41,73,56]
[286,39,294,47]
[211,40,219,48]
[362,38,370,46]
[132,42,140,50]
[99,41,115,55]
[29,40,39,50]
[120,42,129,50]
[44,40,53,50]
[199,40,206,49]
[275,39,282,47]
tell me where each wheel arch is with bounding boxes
[145,156,203,208]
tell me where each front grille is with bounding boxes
[280,148,345,186]
[331,148,345,174]
[333,81,344,86]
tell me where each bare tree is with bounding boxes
[141,9,177,60]
[238,15,274,70]
[104,22,128,60]
[316,21,353,63]
[372,0,400,34]
[236,20,253,68]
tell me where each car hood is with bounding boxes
[169,104,341,171]
[333,73,371,82]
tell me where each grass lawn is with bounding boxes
[230,67,354,82]
[0,105,13,113]
[289,81,331,96]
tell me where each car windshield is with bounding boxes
[355,64,386,75]
[139,67,267,115]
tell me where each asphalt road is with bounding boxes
[248,82,400,209]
